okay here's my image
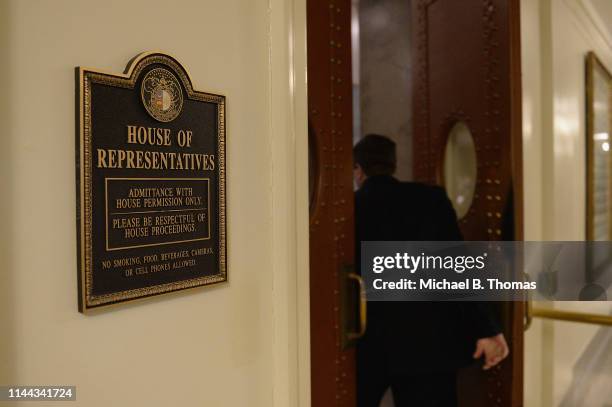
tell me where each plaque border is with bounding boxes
[76,52,227,312]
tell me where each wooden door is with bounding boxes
[307,0,356,406]
[411,0,524,406]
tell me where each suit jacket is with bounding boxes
[355,175,500,374]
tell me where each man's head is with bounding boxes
[353,134,396,188]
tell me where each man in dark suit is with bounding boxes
[354,134,509,407]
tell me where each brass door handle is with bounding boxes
[524,273,533,331]
[525,296,533,331]
[347,272,367,340]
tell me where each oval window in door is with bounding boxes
[443,121,477,219]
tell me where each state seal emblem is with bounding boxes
[140,68,183,122]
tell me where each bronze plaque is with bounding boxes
[76,52,226,312]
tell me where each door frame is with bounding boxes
[267,0,312,406]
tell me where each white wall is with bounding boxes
[521,0,612,406]
[0,1,310,406]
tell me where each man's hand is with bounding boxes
[473,333,509,370]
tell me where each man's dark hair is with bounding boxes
[353,134,396,176]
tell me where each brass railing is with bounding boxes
[530,307,612,326]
